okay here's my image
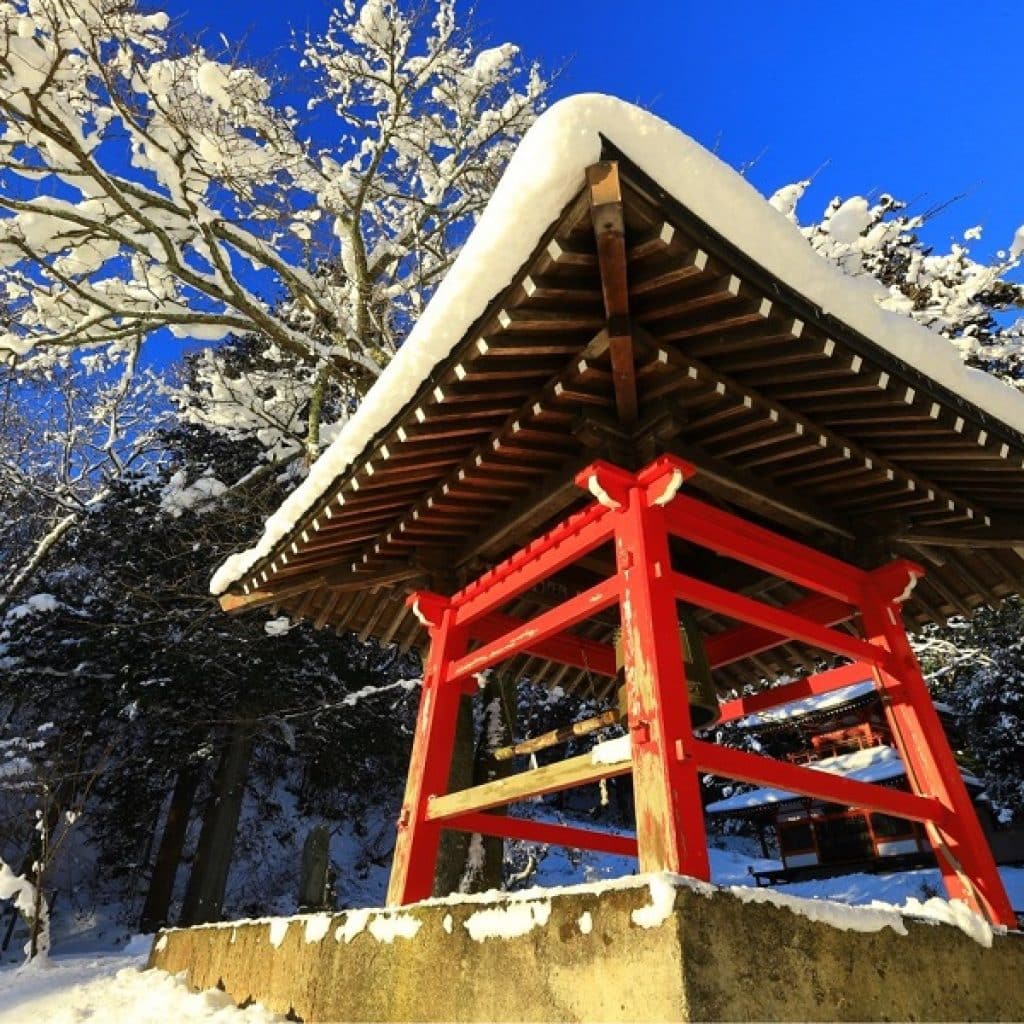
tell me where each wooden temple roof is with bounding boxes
[216,100,1024,697]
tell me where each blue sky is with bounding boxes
[168,0,1024,260]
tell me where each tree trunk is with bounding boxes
[468,673,516,892]
[432,674,516,896]
[431,696,475,897]
[179,723,254,925]
[139,765,199,933]
[298,824,331,911]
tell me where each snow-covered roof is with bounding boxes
[706,745,908,814]
[735,680,877,729]
[212,94,1024,596]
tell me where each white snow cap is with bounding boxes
[1011,224,1024,259]
[706,744,907,814]
[736,680,877,728]
[211,94,1024,596]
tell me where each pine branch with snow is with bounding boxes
[770,183,1024,383]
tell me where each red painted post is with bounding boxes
[862,571,1016,927]
[611,464,711,880]
[386,592,469,906]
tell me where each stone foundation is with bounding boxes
[149,876,1024,1021]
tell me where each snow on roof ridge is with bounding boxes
[705,743,905,814]
[736,679,878,728]
[211,93,1024,595]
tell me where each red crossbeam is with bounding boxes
[673,572,889,670]
[442,811,637,857]
[664,491,867,605]
[453,506,615,625]
[691,739,949,826]
[448,578,621,684]
[716,661,876,725]
[703,593,854,669]
[471,611,618,677]
[467,593,857,681]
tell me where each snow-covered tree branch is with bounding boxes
[771,184,1024,383]
[0,0,546,459]
[0,353,167,615]
[0,0,547,609]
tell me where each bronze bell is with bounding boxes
[613,606,720,729]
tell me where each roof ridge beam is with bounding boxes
[587,161,637,425]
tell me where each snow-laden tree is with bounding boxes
[0,0,547,610]
[770,183,1024,382]
[0,0,546,455]
[0,352,166,615]
[0,409,421,934]
[915,601,1024,824]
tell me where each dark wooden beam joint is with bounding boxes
[587,161,637,426]
[573,402,687,470]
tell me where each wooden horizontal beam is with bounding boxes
[715,661,875,725]
[219,577,327,615]
[443,810,637,857]
[449,577,621,683]
[703,593,854,670]
[219,565,425,615]
[663,490,867,603]
[426,747,632,821]
[452,503,615,626]
[891,529,1024,549]
[472,611,617,677]
[692,739,949,827]
[673,571,887,670]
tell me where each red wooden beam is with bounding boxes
[466,592,856,683]
[673,572,891,671]
[703,593,854,669]
[663,488,868,604]
[452,504,615,626]
[448,577,622,684]
[716,661,876,725]
[862,594,1017,927]
[690,739,950,827]
[443,810,637,858]
[617,488,711,879]
[471,611,618,677]
[386,601,468,906]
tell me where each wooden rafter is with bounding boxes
[891,525,1024,549]
[219,565,426,615]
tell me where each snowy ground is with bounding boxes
[1,838,1021,1023]
[0,939,282,1023]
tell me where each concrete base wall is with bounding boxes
[150,876,1024,1022]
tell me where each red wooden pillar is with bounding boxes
[863,563,1016,928]
[608,462,711,879]
[386,592,468,906]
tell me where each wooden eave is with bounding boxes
[220,145,1024,696]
